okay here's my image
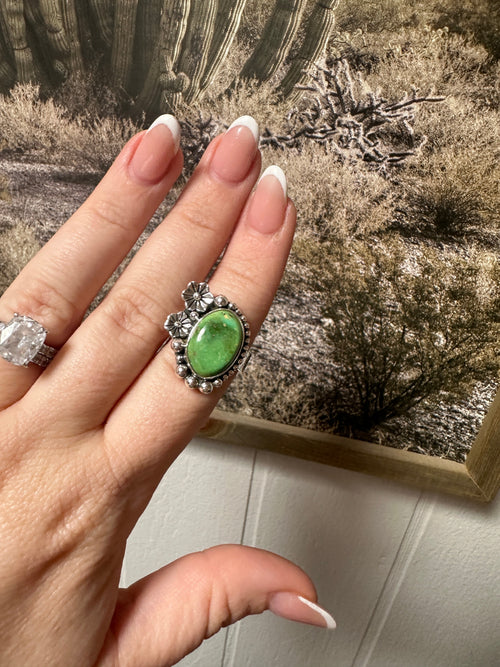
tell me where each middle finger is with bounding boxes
[28,117,261,430]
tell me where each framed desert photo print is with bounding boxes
[1,0,498,500]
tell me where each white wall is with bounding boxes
[123,437,500,667]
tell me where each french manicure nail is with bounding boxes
[259,165,287,197]
[228,115,260,143]
[147,114,181,153]
[247,165,287,235]
[210,115,259,183]
[130,114,181,184]
[268,592,336,630]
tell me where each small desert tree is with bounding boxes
[293,236,499,432]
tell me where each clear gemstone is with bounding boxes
[0,315,46,366]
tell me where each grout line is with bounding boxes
[221,448,258,667]
[350,491,436,667]
[239,448,258,545]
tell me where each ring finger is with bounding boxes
[0,116,183,408]
[105,166,295,482]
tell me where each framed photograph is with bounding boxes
[1,1,498,500]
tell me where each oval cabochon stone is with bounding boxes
[186,309,244,378]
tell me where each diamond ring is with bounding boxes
[0,314,57,368]
[164,281,251,394]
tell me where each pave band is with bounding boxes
[164,281,251,393]
[31,343,57,368]
[0,314,57,368]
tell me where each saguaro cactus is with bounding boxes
[135,0,191,114]
[198,0,246,97]
[239,0,308,84]
[279,0,340,100]
[1,0,35,83]
[88,0,114,48]
[110,0,138,90]
[0,0,340,116]
[176,0,218,104]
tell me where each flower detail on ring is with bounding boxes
[164,310,192,339]
[182,281,214,313]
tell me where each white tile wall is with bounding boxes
[123,437,500,667]
[122,439,255,666]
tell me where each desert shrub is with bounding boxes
[52,69,123,121]
[0,222,41,295]
[0,84,139,172]
[79,115,140,173]
[180,75,287,176]
[214,76,288,133]
[405,177,487,235]
[0,172,10,201]
[291,237,499,433]
[413,95,500,155]
[336,0,421,34]
[432,0,500,60]
[400,99,500,236]
[402,159,500,236]
[0,84,79,155]
[275,143,393,243]
[362,28,493,103]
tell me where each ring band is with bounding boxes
[164,281,251,393]
[0,314,57,368]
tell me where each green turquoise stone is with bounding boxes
[186,309,244,378]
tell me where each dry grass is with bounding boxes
[0,84,140,173]
[0,172,10,201]
[0,222,41,295]
[366,29,494,101]
[335,0,500,60]
[400,99,500,236]
[273,143,393,244]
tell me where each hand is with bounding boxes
[0,115,334,666]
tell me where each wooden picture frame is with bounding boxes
[201,388,500,502]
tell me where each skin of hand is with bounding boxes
[0,115,334,667]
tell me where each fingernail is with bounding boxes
[247,165,287,235]
[210,115,259,183]
[268,593,336,630]
[130,114,181,184]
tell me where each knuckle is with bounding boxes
[8,278,80,333]
[82,195,131,238]
[176,200,221,240]
[224,264,255,294]
[100,284,162,347]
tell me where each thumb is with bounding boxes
[99,544,335,667]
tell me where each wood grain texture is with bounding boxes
[201,406,499,501]
[466,389,500,501]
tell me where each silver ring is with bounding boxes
[0,314,57,368]
[164,281,251,394]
